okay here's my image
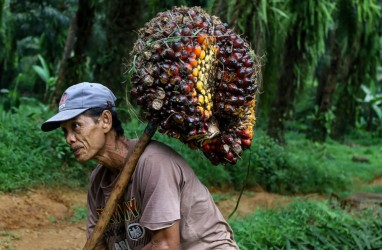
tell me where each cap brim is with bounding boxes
[41,108,89,132]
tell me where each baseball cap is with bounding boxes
[41,82,116,132]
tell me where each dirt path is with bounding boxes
[0,186,297,250]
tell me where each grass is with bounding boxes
[285,131,382,192]
[230,200,382,250]
[1,100,382,195]
[1,100,382,249]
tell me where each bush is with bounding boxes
[230,200,382,249]
[0,99,91,191]
[226,131,350,194]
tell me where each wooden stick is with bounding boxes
[83,122,157,250]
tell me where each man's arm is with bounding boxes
[142,221,180,250]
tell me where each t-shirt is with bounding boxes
[86,139,239,250]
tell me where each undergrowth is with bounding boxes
[0,99,91,191]
[230,200,382,249]
[1,100,381,194]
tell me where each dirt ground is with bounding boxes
[1,176,380,249]
[0,186,299,250]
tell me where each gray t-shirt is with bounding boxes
[86,139,239,250]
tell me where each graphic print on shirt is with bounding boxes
[97,197,151,249]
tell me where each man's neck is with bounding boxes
[94,134,129,172]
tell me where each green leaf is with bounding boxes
[32,65,49,83]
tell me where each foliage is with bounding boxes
[331,0,381,139]
[70,205,88,222]
[356,84,382,132]
[227,131,352,194]
[1,0,76,98]
[32,54,57,102]
[2,98,382,195]
[0,100,91,191]
[230,200,382,249]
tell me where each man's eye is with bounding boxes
[73,123,80,130]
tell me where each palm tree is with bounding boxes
[267,0,334,144]
[331,0,381,139]
[52,0,95,106]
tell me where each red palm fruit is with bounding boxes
[188,9,196,17]
[223,134,234,144]
[170,75,182,85]
[180,49,189,60]
[182,27,192,36]
[185,116,196,126]
[198,127,207,135]
[224,151,234,163]
[194,16,203,26]
[197,33,208,44]
[183,63,193,72]
[189,52,196,59]
[237,129,252,139]
[172,41,184,52]
[161,48,175,59]
[168,130,180,139]
[244,58,254,67]
[233,38,244,47]
[193,45,202,57]
[185,44,193,53]
[160,73,169,84]
[173,113,185,124]
[151,53,160,63]
[188,58,197,67]
[241,139,252,149]
[179,81,192,94]
[168,65,179,76]
[130,6,258,165]
[187,128,197,137]
[202,142,211,152]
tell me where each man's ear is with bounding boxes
[100,110,112,132]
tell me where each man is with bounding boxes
[41,82,239,250]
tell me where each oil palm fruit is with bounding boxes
[129,6,259,165]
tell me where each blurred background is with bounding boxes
[0,0,382,249]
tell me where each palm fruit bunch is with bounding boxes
[129,6,259,165]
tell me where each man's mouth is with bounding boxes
[71,147,82,156]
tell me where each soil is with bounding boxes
[0,184,363,250]
[0,186,300,250]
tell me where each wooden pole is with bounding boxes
[83,122,157,250]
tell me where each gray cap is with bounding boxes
[41,82,116,132]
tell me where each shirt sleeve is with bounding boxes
[134,153,183,230]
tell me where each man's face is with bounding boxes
[60,114,106,163]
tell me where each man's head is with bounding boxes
[41,82,117,132]
[41,82,124,162]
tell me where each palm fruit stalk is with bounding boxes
[129,6,259,165]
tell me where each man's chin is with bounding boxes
[74,155,89,163]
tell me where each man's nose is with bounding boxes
[65,131,76,144]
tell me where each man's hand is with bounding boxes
[142,221,180,250]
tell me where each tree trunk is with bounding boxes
[307,31,339,142]
[93,0,145,96]
[331,57,360,140]
[331,33,364,140]
[0,59,4,89]
[51,0,95,107]
[267,28,304,144]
